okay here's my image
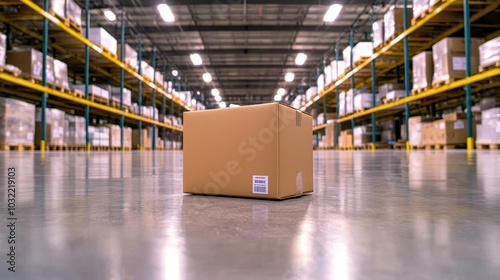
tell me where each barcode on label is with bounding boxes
[252,175,268,194]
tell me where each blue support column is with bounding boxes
[463,0,474,151]
[371,7,377,148]
[151,48,157,150]
[137,34,143,150]
[170,74,175,149]
[322,58,327,125]
[404,0,411,150]
[349,29,355,148]
[83,0,90,151]
[41,0,49,152]
[162,58,167,150]
[119,10,125,150]
[335,47,340,149]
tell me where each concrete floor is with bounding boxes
[1,150,500,279]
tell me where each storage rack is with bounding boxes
[308,0,500,151]
[0,0,196,151]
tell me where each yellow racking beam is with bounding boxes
[336,68,500,123]
[0,72,183,132]
[19,0,191,111]
[312,123,328,132]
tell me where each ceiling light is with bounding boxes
[285,72,295,82]
[277,88,286,96]
[219,101,227,108]
[295,53,307,65]
[211,89,220,96]
[172,70,178,77]
[157,4,175,22]
[103,10,116,22]
[229,104,240,108]
[274,95,282,101]
[197,91,200,95]
[190,53,202,65]
[202,72,212,82]
[191,99,196,105]
[324,4,342,22]
[215,95,222,102]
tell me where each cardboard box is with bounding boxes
[183,103,313,200]
[340,129,353,148]
[0,98,35,145]
[378,83,405,97]
[373,19,384,48]
[132,128,151,149]
[479,36,500,69]
[422,123,435,145]
[409,116,439,146]
[442,112,467,121]
[67,0,82,27]
[86,28,117,55]
[413,0,429,19]
[106,124,121,148]
[7,49,55,84]
[54,59,69,89]
[412,51,433,90]
[35,108,65,145]
[64,115,85,146]
[324,120,337,148]
[433,119,467,145]
[118,43,138,70]
[432,37,483,84]
[0,32,6,66]
[384,7,413,41]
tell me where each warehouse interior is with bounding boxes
[1,0,500,279]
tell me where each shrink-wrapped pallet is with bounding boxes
[479,36,500,69]
[384,7,412,42]
[86,28,117,56]
[412,51,433,91]
[64,115,85,146]
[54,59,69,89]
[0,98,35,145]
[7,49,55,84]
[118,43,138,70]
[35,108,65,145]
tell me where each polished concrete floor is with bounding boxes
[1,150,500,279]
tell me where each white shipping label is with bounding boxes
[27,132,34,141]
[454,120,465,130]
[452,57,466,71]
[252,175,268,194]
[439,122,445,129]
[497,125,500,133]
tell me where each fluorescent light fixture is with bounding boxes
[295,53,307,65]
[190,53,202,65]
[197,91,200,95]
[229,104,240,108]
[285,72,295,82]
[277,88,286,96]
[157,4,175,22]
[172,70,178,77]
[191,99,196,105]
[103,10,116,22]
[219,101,227,108]
[324,4,342,22]
[211,89,220,96]
[202,72,212,82]
[215,95,222,102]
[274,95,282,101]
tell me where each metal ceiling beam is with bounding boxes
[118,25,349,33]
[98,0,358,8]
[153,49,327,55]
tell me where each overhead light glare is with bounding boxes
[172,70,178,77]
[190,53,202,65]
[211,89,220,96]
[219,101,227,108]
[295,53,307,65]
[285,72,295,82]
[229,104,240,108]
[157,4,175,22]
[215,95,222,102]
[277,88,286,96]
[274,95,282,101]
[202,72,212,82]
[103,10,116,22]
[324,4,343,22]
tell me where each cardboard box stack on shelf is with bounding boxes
[413,0,429,21]
[353,124,382,147]
[306,87,317,102]
[433,113,470,146]
[386,90,406,101]
[35,108,65,146]
[373,20,384,49]
[155,71,164,85]
[384,7,412,42]
[432,37,483,86]
[124,127,132,149]
[479,36,500,70]
[119,43,138,70]
[89,126,110,147]
[87,27,118,56]
[66,0,82,27]
[322,120,337,148]
[43,0,65,19]
[330,60,345,81]
[352,42,373,65]
[381,120,398,144]
[324,64,332,86]
[378,83,405,100]
[339,129,353,148]
[409,116,439,147]
[343,47,351,70]
[141,61,155,81]
[0,32,6,65]
[317,74,325,92]
[339,91,346,116]
[106,124,121,148]
[476,101,500,145]
[53,59,69,89]
[71,84,110,100]
[412,51,433,92]
[64,115,85,146]
[132,127,158,149]
[354,91,379,111]
[109,87,132,107]
[7,49,55,84]
[0,98,35,146]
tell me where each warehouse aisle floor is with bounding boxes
[1,150,500,279]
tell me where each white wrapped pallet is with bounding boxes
[343,46,351,70]
[89,126,110,147]
[479,36,500,69]
[110,87,132,107]
[0,32,5,66]
[66,0,82,27]
[0,98,35,146]
[339,91,346,116]
[141,61,155,81]
[413,0,429,20]
[35,108,65,145]
[7,49,55,84]
[354,93,379,111]
[70,84,109,100]
[86,28,117,56]
[119,43,138,70]
[352,42,373,64]
[373,19,384,49]
[412,51,433,91]
[384,7,412,42]
[64,115,85,146]
[317,74,325,92]
[54,59,69,89]
[124,127,132,148]
[330,60,345,82]
[106,124,121,148]
[324,65,332,85]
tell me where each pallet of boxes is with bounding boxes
[476,97,500,150]
[421,113,476,150]
[0,98,36,151]
[35,108,66,150]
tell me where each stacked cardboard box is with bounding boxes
[373,20,384,49]
[339,91,346,116]
[109,87,132,107]
[317,74,325,92]
[384,7,412,42]
[433,113,469,145]
[35,108,65,145]
[7,49,55,84]
[323,120,337,148]
[106,124,121,148]
[330,60,345,82]
[432,37,483,84]
[413,0,429,20]
[381,121,398,144]
[412,51,433,91]
[0,32,5,65]
[54,59,69,89]
[354,92,379,111]
[0,98,35,145]
[479,36,500,69]
[89,126,110,147]
[124,127,132,148]
[352,42,373,64]
[70,84,109,100]
[409,116,439,147]
[476,107,500,145]
[343,46,352,70]
[339,129,353,148]
[86,28,117,56]
[132,127,159,149]
[64,115,85,146]
[386,90,406,101]
[66,0,82,27]
[118,43,138,70]
[353,125,382,147]
[378,83,405,99]
[141,61,155,81]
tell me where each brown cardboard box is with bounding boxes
[412,51,433,90]
[132,128,151,149]
[422,123,435,145]
[384,7,413,41]
[433,119,467,145]
[324,121,337,148]
[442,112,467,121]
[183,102,313,200]
[7,49,55,84]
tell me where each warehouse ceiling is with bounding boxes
[81,0,388,106]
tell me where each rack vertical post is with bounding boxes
[463,0,474,151]
[40,0,49,152]
[370,7,377,149]
[349,29,355,149]
[84,0,90,151]
[137,33,143,150]
[151,48,156,150]
[119,9,125,150]
[403,0,411,150]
